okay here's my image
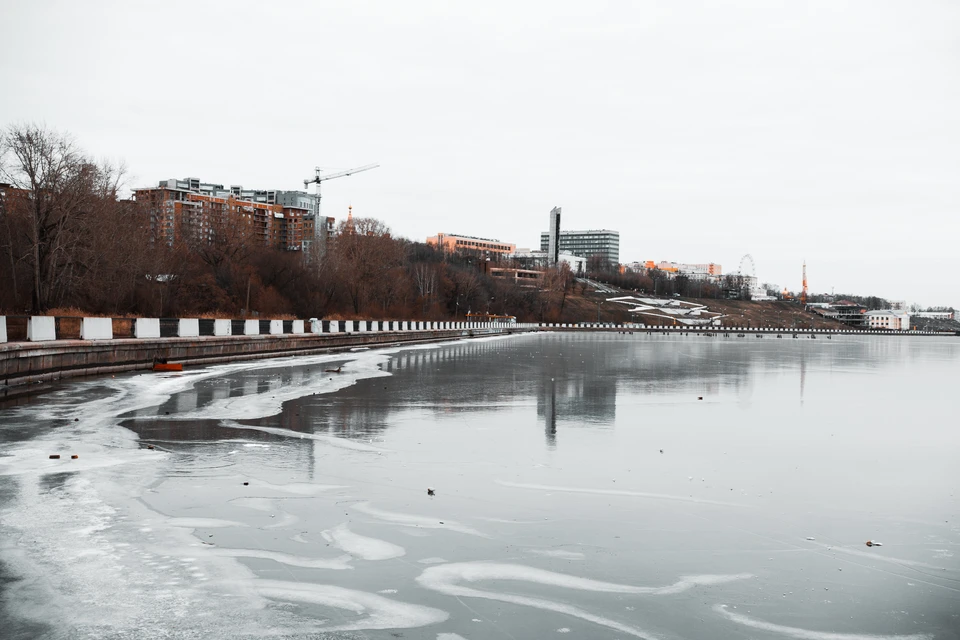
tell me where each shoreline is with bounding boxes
[2,324,955,399]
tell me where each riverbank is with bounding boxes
[0,328,523,395]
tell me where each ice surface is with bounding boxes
[168,518,247,528]
[496,480,748,507]
[418,562,752,639]
[321,523,406,561]
[529,549,585,560]
[713,605,933,640]
[353,502,487,537]
[220,420,388,452]
[255,580,448,631]
[208,548,353,570]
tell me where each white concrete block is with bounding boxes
[309,318,321,333]
[213,319,231,336]
[357,321,367,332]
[81,317,113,340]
[244,319,259,335]
[178,318,199,337]
[0,316,6,343]
[328,320,339,333]
[292,320,304,334]
[135,318,160,339]
[27,316,56,341]
[269,320,283,335]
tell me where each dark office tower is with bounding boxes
[548,206,561,266]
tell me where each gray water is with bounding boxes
[0,333,958,640]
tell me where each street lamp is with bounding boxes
[597,299,604,323]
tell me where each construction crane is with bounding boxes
[801,261,808,305]
[303,163,379,231]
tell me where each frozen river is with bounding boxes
[1,332,958,639]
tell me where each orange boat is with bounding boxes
[153,362,183,372]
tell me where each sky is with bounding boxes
[1,0,958,308]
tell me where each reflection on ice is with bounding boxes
[219,420,387,452]
[713,605,933,640]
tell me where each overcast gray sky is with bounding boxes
[2,0,958,308]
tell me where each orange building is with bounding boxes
[426,233,515,257]
[135,182,306,251]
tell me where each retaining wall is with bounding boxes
[1,326,525,391]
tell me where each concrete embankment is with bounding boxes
[0,328,522,394]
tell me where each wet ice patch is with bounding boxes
[809,541,950,571]
[229,497,275,512]
[208,548,353,570]
[438,634,470,640]
[220,421,388,452]
[496,480,748,507]
[529,549,585,560]
[321,523,406,560]
[353,502,487,537]
[418,562,752,639]
[168,352,393,421]
[168,518,247,529]
[256,480,347,495]
[255,580,448,631]
[713,605,932,640]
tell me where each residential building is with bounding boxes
[865,310,911,330]
[426,233,516,258]
[539,229,619,265]
[915,311,954,320]
[134,178,300,251]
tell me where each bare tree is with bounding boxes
[0,124,126,312]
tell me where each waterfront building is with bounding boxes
[865,310,911,330]
[539,229,619,266]
[426,233,516,258]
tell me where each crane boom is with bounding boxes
[304,163,379,187]
[302,163,379,252]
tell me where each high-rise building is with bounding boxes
[539,229,619,266]
[134,178,314,251]
[547,206,561,266]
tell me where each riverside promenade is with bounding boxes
[1,314,953,394]
[0,316,538,393]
